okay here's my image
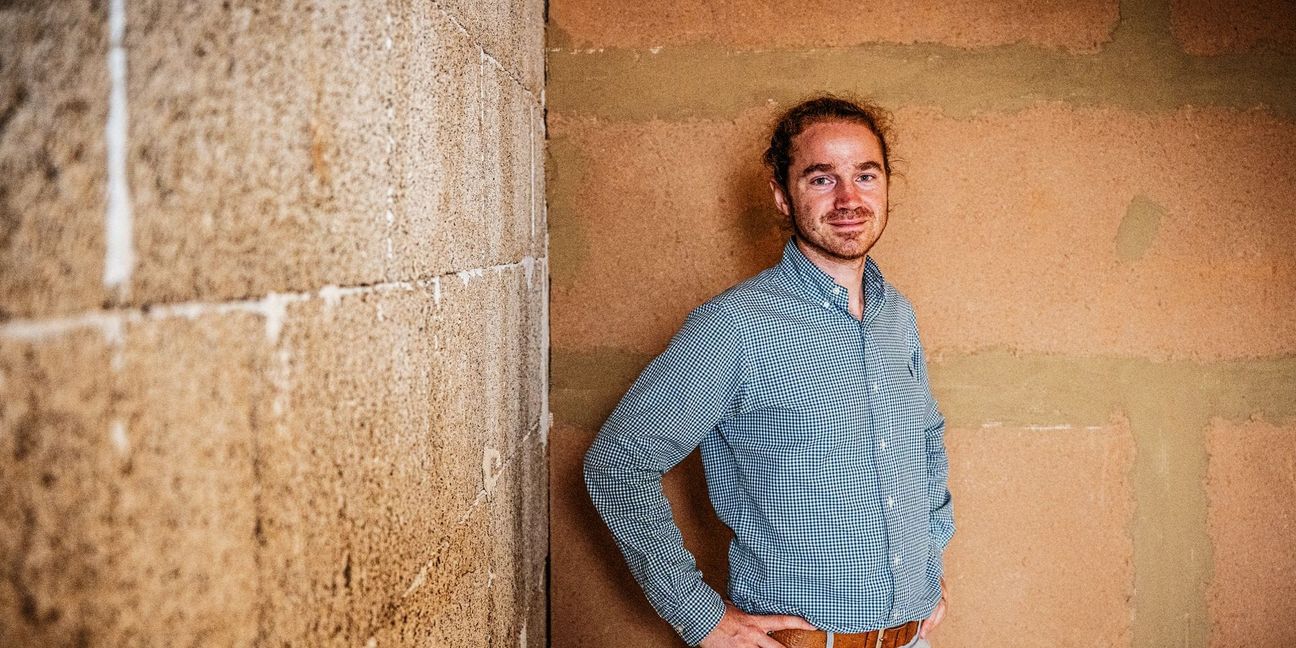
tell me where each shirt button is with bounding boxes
[822,300,830,308]
[879,439,887,450]
[834,286,843,294]
[872,382,880,393]
[887,496,895,508]
[892,555,901,566]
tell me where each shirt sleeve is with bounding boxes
[910,315,955,555]
[583,301,745,645]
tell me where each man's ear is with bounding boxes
[769,178,791,218]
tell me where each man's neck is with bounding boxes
[794,238,868,320]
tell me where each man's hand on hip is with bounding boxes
[919,578,949,640]
[699,601,815,648]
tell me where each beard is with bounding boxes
[790,205,882,262]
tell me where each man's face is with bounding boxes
[771,120,889,263]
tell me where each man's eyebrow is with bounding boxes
[798,163,834,177]
[798,160,883,177]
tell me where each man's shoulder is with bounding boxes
[691,267,789,317]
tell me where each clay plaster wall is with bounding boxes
[1,1,547,646]
[547,0,1296,646]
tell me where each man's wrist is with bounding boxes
[666,584,725,646]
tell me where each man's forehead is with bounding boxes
[791,121,884,167]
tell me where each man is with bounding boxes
[584,96,954,648]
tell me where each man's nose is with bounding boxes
[834,182,862,209]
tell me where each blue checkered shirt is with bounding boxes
[584,239,954,645]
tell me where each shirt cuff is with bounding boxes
[666,581,726,646]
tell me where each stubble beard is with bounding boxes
[790,205,884,262]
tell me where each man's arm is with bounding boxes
[910,313,954,637]
[582,301,741,644]
[914,339,953,551]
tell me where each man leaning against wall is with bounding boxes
[584,95,955,648]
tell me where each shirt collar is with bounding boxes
[777,237,888,311]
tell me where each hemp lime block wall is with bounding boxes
[546,0,1296,646]
[1,1,548,646]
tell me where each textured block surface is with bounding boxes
[483,59,536,270]
[1171,0,1296,55]
[549,105,1296,360]
[0,2,108,318]
[2,0,547,645]
[110,313,268,644]
[940,423,1136,647]
[391,5,486,280]
[550,0,1119,51]
[126,2,389,304]
[259,289,456,645]
[441,0,545,93]
[0,331,115,645]
[259,268,536,644]
[0,312,269,645]
[1206,419,1296,647]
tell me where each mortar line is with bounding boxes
[0,258,539,341]
[103,0,134,297]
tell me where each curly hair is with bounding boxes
[763,95,894,193]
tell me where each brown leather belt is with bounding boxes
[770,620,920,648]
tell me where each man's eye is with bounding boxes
[858,174,876,183]
[810,176,832,186]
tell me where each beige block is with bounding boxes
[365,504,493,647]
[260,268,533,644]
[548,112,785,356]
[0,312,268,645]
[881,105,1296,360]
[521,431,549,648]
[522,257,547,434]
[440,0,545,94]
[940,423,1135,647]
[550,0,1118,52]
[0,2,107,317]
[0,330,115,644]
[107,312,268,645]
[390,5,487,280]
[259,289,446,645]
[487,433,550,648]
[480,59,534,270]
[531,98,548,259]
[549,105,1296,360]
[125,2,392,304]
[440,267,529,457]
[1206,419,1296,646]
[488,437,525,646]
[1172,0,1296,55]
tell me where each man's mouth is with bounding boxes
[826,209,872,227]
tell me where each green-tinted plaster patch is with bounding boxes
[547,0,1296,121]
[1115,195,1164,261]
[551,347,652,430]
[552,346,1296,647]
[545,131,593,284]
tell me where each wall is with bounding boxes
[1,1,546,646]
[547,0,1296,646]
